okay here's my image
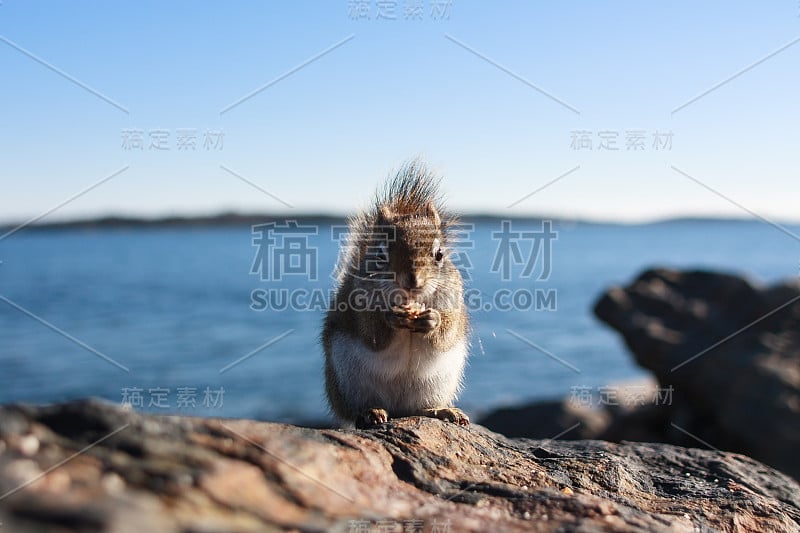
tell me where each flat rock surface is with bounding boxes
[0,399,798,532]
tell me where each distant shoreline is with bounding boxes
[0,212,791,234]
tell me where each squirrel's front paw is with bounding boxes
[386,307,414,330]
[409,308,440,333]
[387,304,440,333]
[356,407,389,428]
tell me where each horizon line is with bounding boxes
[2,209,800,232]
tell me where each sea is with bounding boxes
[1,218,798,423]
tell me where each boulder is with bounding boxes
[593,268,800,480]
[0,399,798,532]
[477,398,610,440]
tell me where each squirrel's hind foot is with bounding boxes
[356,407,389,428]
[420,407,470,426]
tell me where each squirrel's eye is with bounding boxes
[432,238,443,262]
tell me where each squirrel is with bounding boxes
[322,161,470,428]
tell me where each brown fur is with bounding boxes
[322,161,469,425]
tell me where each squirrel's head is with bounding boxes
[343,160,463,306]
[352,199,460,304]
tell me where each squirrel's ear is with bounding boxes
[425,201,441,228]
[378,205,394,223]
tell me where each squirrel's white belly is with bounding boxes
[330,331,467,416]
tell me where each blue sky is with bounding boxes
[1,1,799,223]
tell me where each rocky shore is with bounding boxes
[481,268,800,484]
[2,267,799,532]
[1,399,799,532]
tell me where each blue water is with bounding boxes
[0,219,798,422]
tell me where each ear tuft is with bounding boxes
[425,201,441,228]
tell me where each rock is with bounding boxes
[0,399,798,532]
[594,268,800,481]
[478,378,661,442]
[477,398,610,440]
